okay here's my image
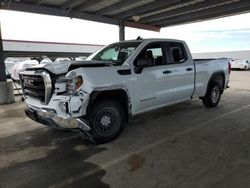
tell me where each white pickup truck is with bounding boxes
[20,39,230,143]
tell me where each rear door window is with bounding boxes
[169,42,188,64]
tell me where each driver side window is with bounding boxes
[135,43,165,67]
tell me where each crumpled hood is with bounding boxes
[30,60,110,75]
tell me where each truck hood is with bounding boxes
[30,60,111,75]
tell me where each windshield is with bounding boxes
[90,42,141,65]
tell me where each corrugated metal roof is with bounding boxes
[1,0,250,31]
[86,0,120,12]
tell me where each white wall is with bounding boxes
[3,40,103,53]
[192,50,250,61]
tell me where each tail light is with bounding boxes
[228,62,231,74]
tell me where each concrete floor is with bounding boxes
[0,70,250,188]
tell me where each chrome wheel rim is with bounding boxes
[211,86,220,104]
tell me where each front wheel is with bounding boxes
[88,99,125,143]
[202,82,221,108]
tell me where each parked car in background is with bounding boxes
[230,59,249,70]
[246,61,250,69]
[12,59,39,82]
[5,60,15,78]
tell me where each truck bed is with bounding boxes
[193,58,230,97]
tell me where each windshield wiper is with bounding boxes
[112,60,123,65]
[101,60,122,66]
[103,61,117,66]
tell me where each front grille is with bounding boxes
[20,71,52,104]
[23,75,45,102]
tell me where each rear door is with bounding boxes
[162,42,195,102]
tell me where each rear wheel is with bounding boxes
[88,99,125,143]
[202,81,221,108]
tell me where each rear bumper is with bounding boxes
[25,107,90,131]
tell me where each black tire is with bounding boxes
[202,81,221,108]
[88,99,125,143]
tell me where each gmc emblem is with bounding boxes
[24,79,34,86]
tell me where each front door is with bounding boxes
[132,42,173,114]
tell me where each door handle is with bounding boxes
[186,67,193,71]
[163,70,172,74]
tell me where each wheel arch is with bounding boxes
[87,88,131,122]
[206,71,225,94]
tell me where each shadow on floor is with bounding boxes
[0,128,110,188]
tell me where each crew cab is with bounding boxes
[20,39,230,143]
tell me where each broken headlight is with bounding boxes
[66,75,84,94]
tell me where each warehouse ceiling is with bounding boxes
[1,0,250,31]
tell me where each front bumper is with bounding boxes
[25,107,90,131]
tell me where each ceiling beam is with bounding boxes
[7,0,12,8]
[68,11,118,24]
[159,2,250,27]
[125,21,160,32]
[36,0,45,6]
[2,2,118,25]
[141,0,240,24]
[5,2,65,16]
[114,0,188,20]
[76,0,105,12]
[62,0,88,9]
[0,1,162,32]
[96,0,136,16]
[161,7,250,28]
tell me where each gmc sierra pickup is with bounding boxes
[20,39,230,143]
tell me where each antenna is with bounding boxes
[136,36,143,40]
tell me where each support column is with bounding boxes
[119,22,125,41]
[0,23,6,82]
[0,23,15,104]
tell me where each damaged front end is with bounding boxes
[20,69,95,141]
[25,106,90,130]
[24,105,94,142]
